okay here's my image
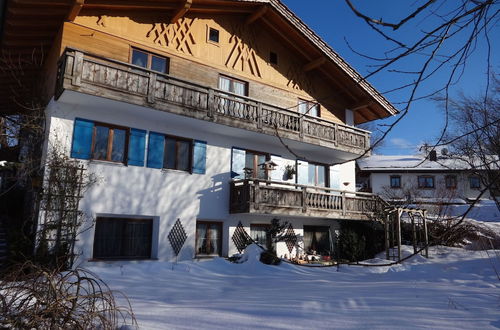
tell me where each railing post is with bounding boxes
[257,102,263,129]
[334,123,339,147]
[299,116,304,138]
[147,72,157,104]
[207,88,215,119]
[302,187,307,213]
[341,191,346,216]
[254,181,260,210]
[72,51,84,87]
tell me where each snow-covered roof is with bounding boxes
[357,155,498,172]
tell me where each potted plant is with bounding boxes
[284,164,296,180]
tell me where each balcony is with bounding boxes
[56,48,371,155]
[230,179,386,221]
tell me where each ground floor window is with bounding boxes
[196,221,222,256]
[93,217,153,259]
[250,224,271,249]
[303,226,331,255]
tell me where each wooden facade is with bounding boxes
[1,0,398,124]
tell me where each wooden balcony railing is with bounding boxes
[56,48,371,155]
[230,179,387,221]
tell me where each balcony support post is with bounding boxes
[257,102,263,130]
[341,191,346,216]
[72,51,84,87]
[302,187,307,213]
[207,88,215,119]
[299,116,304,138]
[147,72,157,104]
[254,181,260,210]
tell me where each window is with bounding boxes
[196,221,222,256]
[269,51,278,65]
[92,123,128,163]
[93,217,153,259]
[469,176,481,189]
[445,175,457,189]
[208,27,219,43]
[244,150,269,179]
[218,75,248,96]
[303,226,330,255]
[250,224,271,249]
[390,175,401,188]
[131,48,169,73]
[71,118,147,166]
[298,99,319,117]
[308,163,328,187]
[146,132,206,174]
[418,176,435,189]
[164,135,192,172]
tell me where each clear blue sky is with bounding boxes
[282,0,498,155]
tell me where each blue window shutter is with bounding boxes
[231,147,246,179]
[147,132,165,169]
[296,160,309,185]
[192,140,207,174]
[71,118,94,159]
[128,128,146,166]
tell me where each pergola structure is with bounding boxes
[385,207,429,261]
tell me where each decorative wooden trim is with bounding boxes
[67,0,84,22]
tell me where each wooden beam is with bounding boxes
[303,57,326,72]
[170,0,192,23]
[67,0,84,22]
[349,100,373,112]
[245,6,267,25]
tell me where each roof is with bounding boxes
[0,0,398,121]
[357,155,499,172]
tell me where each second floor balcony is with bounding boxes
[56,48,371,156]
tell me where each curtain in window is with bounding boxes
[232,81,246,96]
[208,224,220,255]
[196,223,208,254]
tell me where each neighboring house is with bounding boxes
[357,153,498,204]
[0,0,398,262]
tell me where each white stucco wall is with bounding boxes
[43,91,358,263]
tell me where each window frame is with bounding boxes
[90,122,129,163]
[162,134,193,173]
[308,162,329,187]
[445,175,457,189]
[390,175,402,188]
[208,27,220,44]
[244,148,270,179]
[469,176,481,189]
[195,220,223,257]
[250,224,271,249]
[218,74,248,96]
[298,98,320,117]
[418,175,435,189]
[92,217,153,260]
[130,47,170,74]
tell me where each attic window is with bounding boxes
[269,52,278,65]
[209,28,219,43]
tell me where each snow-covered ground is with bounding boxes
[89,244,500,330]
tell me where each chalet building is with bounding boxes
[357,153,498,204]
[0,0,398,262]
